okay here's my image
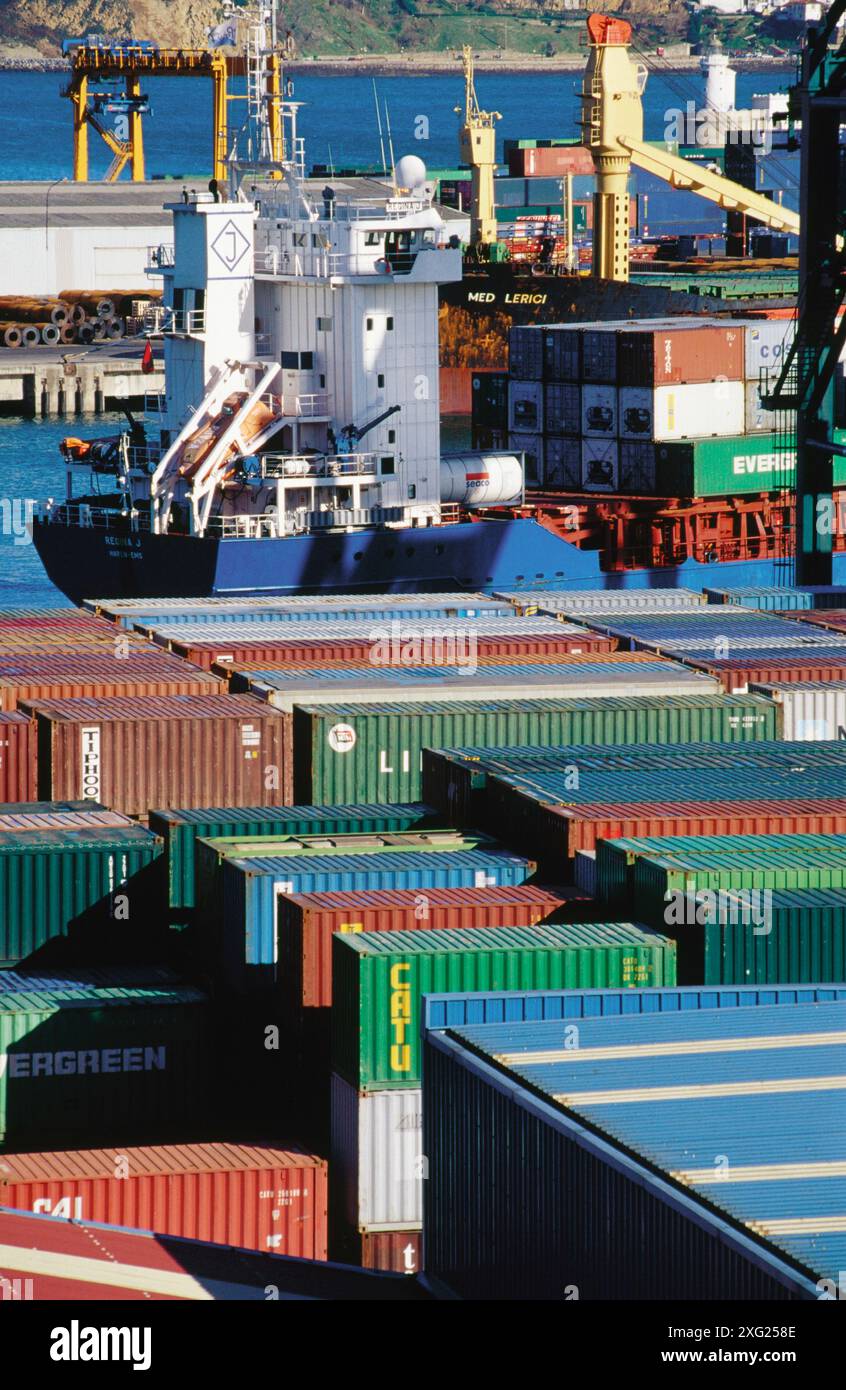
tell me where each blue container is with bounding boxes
[705,586,846,611]
[422,982,846,1033]
[217,848,536,993]
[424,1000,844,1299]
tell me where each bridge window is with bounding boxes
[387,317,394,330]
[377,373,385,388]
[380,457,395,475]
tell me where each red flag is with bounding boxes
[141,339,155,375]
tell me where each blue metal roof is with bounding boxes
[449,1001,846,1285]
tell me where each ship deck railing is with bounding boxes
[146,244,175,272]
[259,452,377,479]
[38,501,153,532]
[254,391,330,420]
[159,308,206,335]
[254,247,421,278]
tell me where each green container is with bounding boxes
[655,435,846,499]
[294,694,781,806]
[634,855,846,931]
[150,803,442,913]
[0,969,210,1150]
[596,832,846,913]
[0,826,163,967]
[332,922,677,1090]
[668,886,846,986]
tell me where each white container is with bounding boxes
[749,681,846,741]
[508,379,543,433]
[508,431,543,486]
[744,319,795,383]
[745,380,778,434]
[330,1074,423,1231]
[581,385,617,437]
[652,381,745,441]
[581,439,618,492]
[543,436,581,489]
[619,388,655,441]
[574,849,597,896]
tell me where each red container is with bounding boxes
[27,694,294,816]
[618,324,744,387]
[359,1230,422,1275]
[0,654,223,712]
[777,610,846,633]
[0,711,36,802]
[176,632,617,670]
[278,883,574,1009]
[508,146,596,178]
[683,655,846,691]
[499,792,846,865]
[0,1142,328,1260]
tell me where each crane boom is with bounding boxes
[621,137,799,235]
[581,14,800,281]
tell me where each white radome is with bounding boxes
[394,154,427,192]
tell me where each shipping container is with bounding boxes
[356,1228,421,1275]
[496,588,705,616]
[706,586,846,612]
[150,802,442,914]
[28,694,294,818]
[330,1075,422,1233]
[649,380,746,441]
[633,849,846,930]
[542,435,581,488]
[0,712,36,804]
[0,654,223,712]
[508,145,595,177]
[233,653,717,711]
[278,883,571,1011]
[581,438,618,491]
[0,1207,428,1301]
[749,681,846,740]
[0,968,210,1150]
[508,379,543,433]
[422,981,846,1033]
[0,824,163,967]
[509,325,544,380]
[213,848,537,995]
[744,317,795,379]
[0,1142,328,1259]
[0,802,132,835]
[471,371,508,428]
[618,387,654,441]
[581,329,618,384]
[89,592,506,626]
[423,1002,836,1299]
[332,922,676,1091]
[683,653,846,691]
[618,323,745,387]
[618,440,656,494]
[294,692,781,807]
[581,384,617,437]
[745,379,778,434]
[543,325,580,382]
[655,433,797,498]
[543,382,580,436]
[507,431,543,486]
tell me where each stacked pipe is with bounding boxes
[0,288,162,348]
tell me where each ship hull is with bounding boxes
[31,516,820,602]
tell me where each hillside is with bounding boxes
[0,0,800,63]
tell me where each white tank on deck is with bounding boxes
[440,453,524,507]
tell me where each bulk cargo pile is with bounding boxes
[2,586,845,1295]
[0,289,161,348]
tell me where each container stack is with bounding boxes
[504,316,800,495]
[328,920,675,1267]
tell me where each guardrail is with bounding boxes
[260,451,376,479]
[40,501,152,531]
[147,244,175,270]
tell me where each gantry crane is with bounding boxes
[581,14,800,283]
[456,45,501,246]
[64,8,291,184]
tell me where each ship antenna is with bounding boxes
[373,79,387,176]
[384,100,397,190]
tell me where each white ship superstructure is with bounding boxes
[144,116,462,540]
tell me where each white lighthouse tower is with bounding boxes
[702,38,737,116]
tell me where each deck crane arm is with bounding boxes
[582,14,800,282]
[455,45,501,247]
[336,405,401,454]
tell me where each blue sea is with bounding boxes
[0,66,795,607]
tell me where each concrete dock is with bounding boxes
[0,340,164,416]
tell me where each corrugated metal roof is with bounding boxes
[23,694,275,721]
[451,1001,846,1284]
[341,921,667,956]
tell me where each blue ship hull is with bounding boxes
[31,515,817,602]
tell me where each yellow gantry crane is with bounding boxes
[456,45,501,246]
[581,14,800,282]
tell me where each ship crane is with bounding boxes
[582,14,800,283]
[335,405,401,455]
[456,45,501,248]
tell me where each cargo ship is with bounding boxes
[31,18,813,600]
